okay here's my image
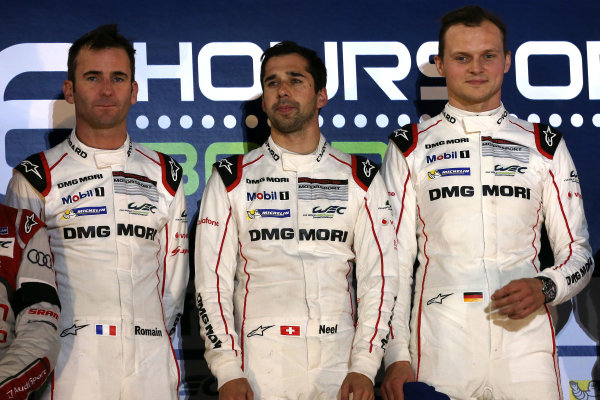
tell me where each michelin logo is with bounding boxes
[62,206,107,219]
[427,168,470,180]
[247,209,291,220]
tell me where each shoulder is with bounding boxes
[213,154,244,192]
[531,122,563,160]
[387,119,442,157]
[212,147,266,192]
[14,152,51,196]
[351,155,380,191]
[327,146,380,192]
[388,123,418,156]
[133,143,183,196]
[505,117,563,160]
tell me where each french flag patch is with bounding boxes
[96,324,117,336]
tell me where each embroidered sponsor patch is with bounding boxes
[247,209,291,219]
[481,137,529,163]
[113,172,158,202]
[427,168,470,179]
[62,206,107,219]
[298,178,348,201]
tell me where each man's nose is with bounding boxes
[469,58,484,73]
[278,81,290,97]
[101,79,113,95]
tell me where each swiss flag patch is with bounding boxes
[280,325,300,336]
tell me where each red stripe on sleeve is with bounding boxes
[365,199,385,353]
[549,170,574,271]
[415,205,430,380]
[215,208,238,356]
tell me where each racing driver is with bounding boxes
[381,5,594,400]
[4,25,188,399]
[195,41,411,400]
[0,204,60,400]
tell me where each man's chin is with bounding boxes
[87,119,125,130]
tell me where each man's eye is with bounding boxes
[113,77,125,82]
[87,76,97,81]
[267,81,278,87]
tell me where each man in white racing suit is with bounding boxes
[4,25,188,399]
[381,6,593,400]
[195,41,410,400]
[0,205,60,400]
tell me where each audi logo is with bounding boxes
[27,249,53,269]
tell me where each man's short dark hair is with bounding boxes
[260,41,327,93]
[438,5,508,58]
[67,24,135,83]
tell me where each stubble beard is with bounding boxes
[269,99,318,135]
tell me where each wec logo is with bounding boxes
[312,206,345,214]
[128,203,157,214]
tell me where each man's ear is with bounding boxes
[434,55,445,77]
[317,87,328,109]
[63,80,75,104]
[504,51,512,74]
[130,81,139,105]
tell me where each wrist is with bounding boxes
[535,276,557,303]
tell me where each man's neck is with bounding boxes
[447,97,502,113]
[270,126,321,154]
[75,124,127,150]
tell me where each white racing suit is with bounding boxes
[382,104,593,400]
[4,131,189,399]
[195,135,408,399]
[0,205,60,400]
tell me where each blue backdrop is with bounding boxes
[1,1,598,398]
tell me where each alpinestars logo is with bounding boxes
[427,293,453,305]
[60,324,89,337]
[394,128,408,140]
[24,213,38,233]
[218,159,233,174]
[247,325,274,337]
[363,159,375,177]
[169,159,180,180]
[544,126,556,147]
[20,160,42,179]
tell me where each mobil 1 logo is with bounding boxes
[426,150,470,165]
[246,190,290,201]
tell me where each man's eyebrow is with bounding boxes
[451,48,501,55]
[264,70,307,84]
